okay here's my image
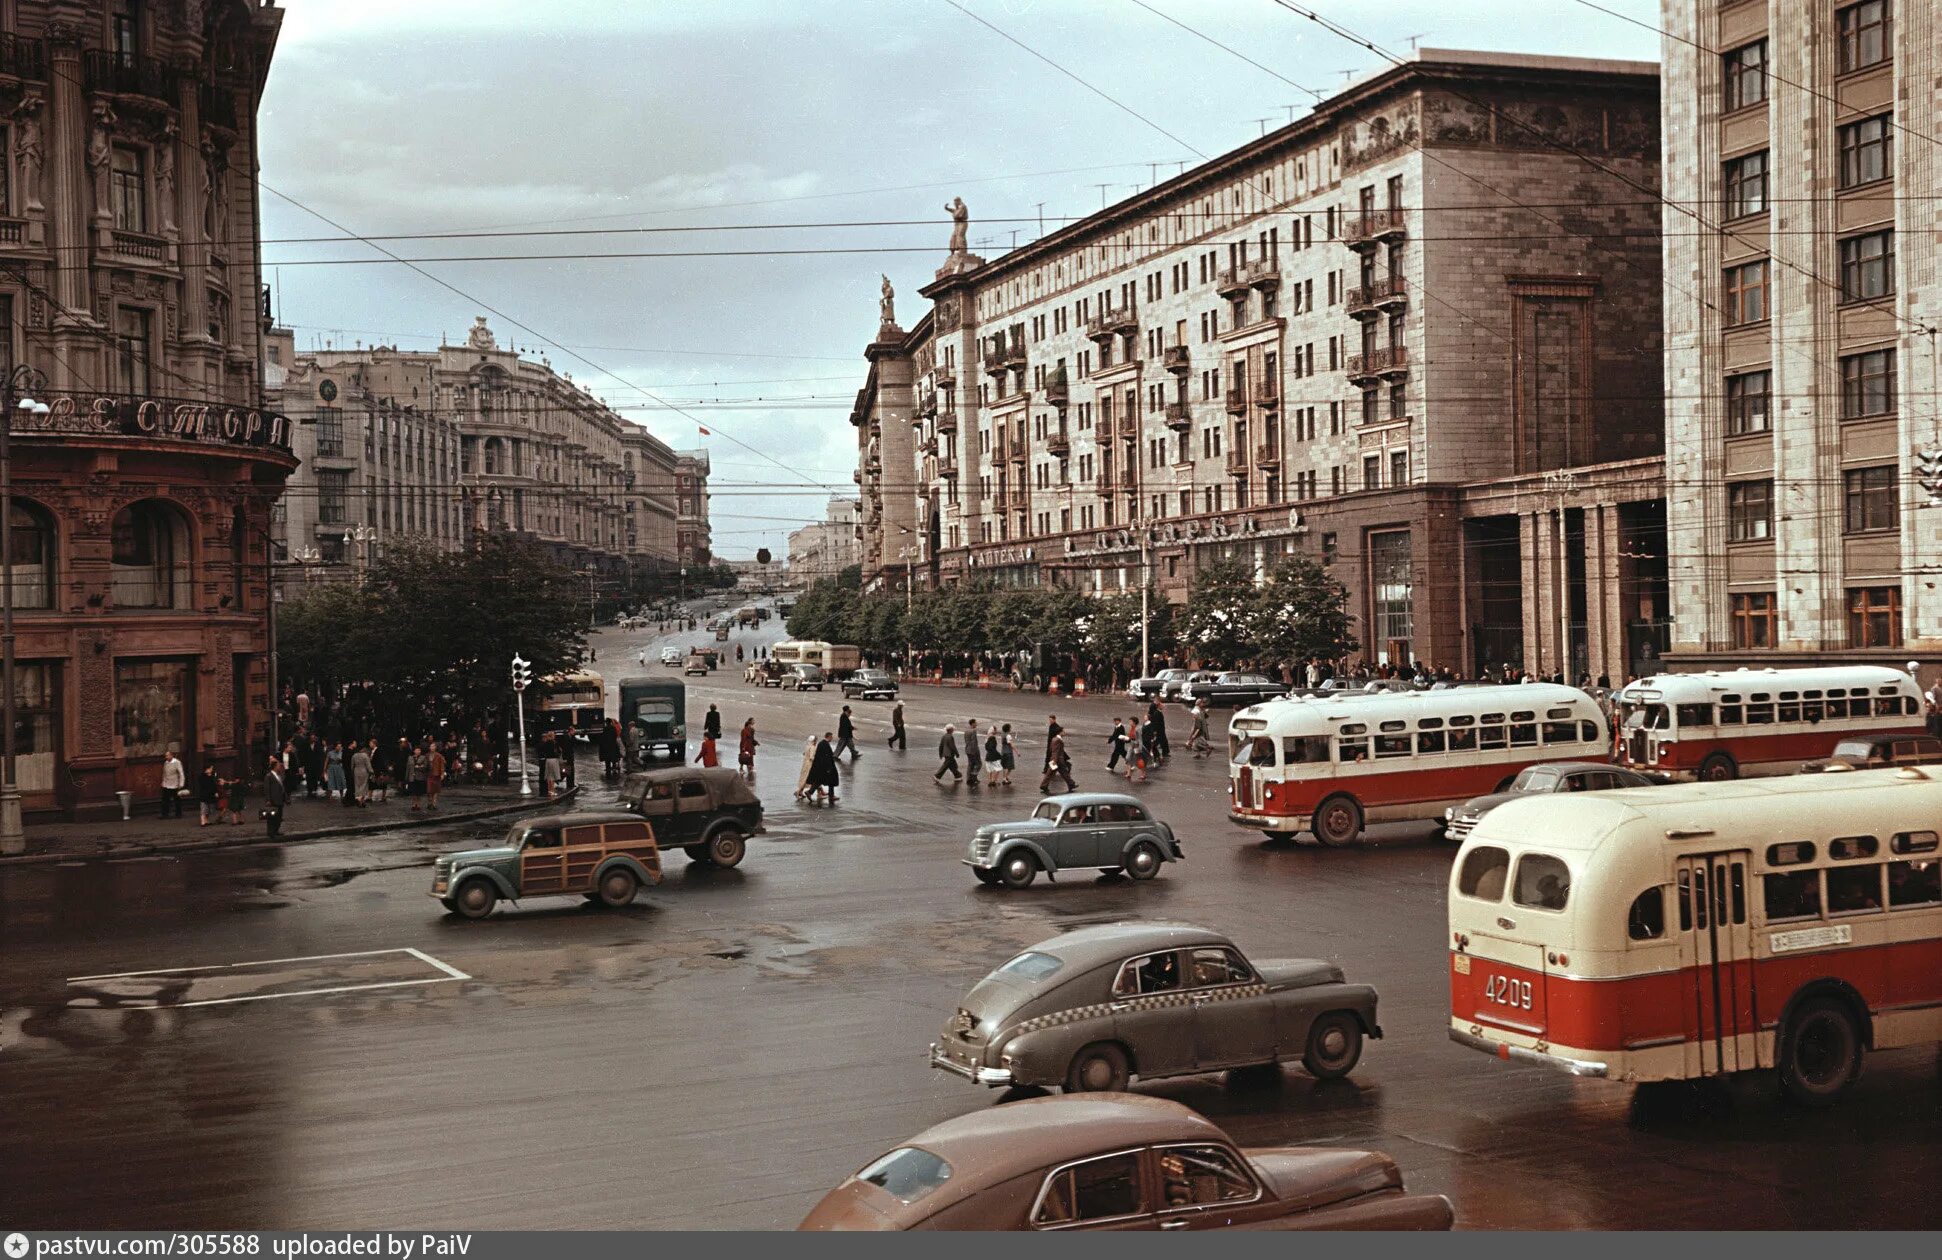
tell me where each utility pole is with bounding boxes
[1139,528,1151,679]
[511,654,533,797]
[1,366,50,855]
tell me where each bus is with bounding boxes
[1227,683,1609,847]
[618,677,686,765]
[1447,767,1942,1104]
[1613,666,1924,781]
[770,639,863,678]
[535,670,605,740]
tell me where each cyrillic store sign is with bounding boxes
[16,393,294,453]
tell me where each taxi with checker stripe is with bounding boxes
[930,922,1381,1093]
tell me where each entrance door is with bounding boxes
[1675,851,1759,1077]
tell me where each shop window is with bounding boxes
[110,499,191,609]
[115,657,190,761]
[9,660,59,793]
[7,498,55,610]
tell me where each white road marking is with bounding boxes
[66,947,471,1009]
[404,946,472,981]
[69,946,436,984]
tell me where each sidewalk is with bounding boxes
[0,781,580,867]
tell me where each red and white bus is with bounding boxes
[1448,767,1942,1104]
[1226,684,1609,847]
[1613,666,1924,781]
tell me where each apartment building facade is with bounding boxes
[1662,0,1938,667]
[859,50,1670,679]
[675,449,712,568]
[788,496,862,586]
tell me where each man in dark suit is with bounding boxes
[263,756,289,839]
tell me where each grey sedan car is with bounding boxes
[966,793,1183,888]
[1443,761,1665,843]
[929,922,1382,1093]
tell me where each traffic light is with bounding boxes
[1916,446,1942,505]
[510,654,533,692]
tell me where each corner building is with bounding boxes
[1661,0,1938,667]
[862,50,1670,679]
[4,2,292,819]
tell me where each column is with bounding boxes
[1520,510,1546,676]
[45,33,93,347]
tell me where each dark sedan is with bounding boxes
[1443,761,1664,843]
[1181,672,1286,707]
[1801,734,1942,774]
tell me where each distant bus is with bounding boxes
[1613,666,1924,781]
[618,677,686,765]
[771,639,863,677]
[536,670,605,740]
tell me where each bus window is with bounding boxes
[1541,721,1576,744]
[1417,729,1445,754]
[1777,692,1801,722]
[1580,721,1600,742]
[1827,865,1883,915]
[1627,888,1665,940]
[1824,692,1848,719]
[1888,859,1941,908]
[1478,724,1507,750]
[1419,716,1445,729]
[1746,695,1774,724]
[1893,831,1939,855]
[1335,736,1369,763]
[1874,694,1901,717]
[1374,733,1412,758]
[1675,703,1713,727]
[1234,737,1276,768]
[1448,727,1478,753]
[1905,696,1922,717]
[1512,854,1570,911]
[1457,847,1510,901]
[1730,864,1746,923]
[1448,714,1475,727]
[1829,836,1879,861]
[1508,713,1538,747]
[1802,698,1824,723]
[1763,870,1822,922]
[1720,695,1744,723]
[1768,841,1815,866]
[1676,869,1692,930]
[1282,736,1328,764]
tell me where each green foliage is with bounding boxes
[1251,554,1360,664]
[1177,559,1258,663]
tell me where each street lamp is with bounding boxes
[1,364,50,855]
[347,524,376,578]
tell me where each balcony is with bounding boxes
[0,34,48,81]
[1346,275,1408,317]
[1344,207,1407,249]
[1224,386,1247,416]
[937,456,958,479]
[1224,448,1249,477]
[935,409,958,435]
[1164,401,1193,432]
[1255,375,1279,407]
[934,365,957,390]
[1043,377,1069,408]
[1084,302,1137,342]
[1216,258,1281,298]
[920,390,938,418]
[109,230,168,264]
[1346,346,1410,381]
[1097,468,1137,495]
[982,345,1011,377]
[1255,441,1282,467]
[1162,344,1191,375]
[85,49,177,102]
[1047,428,1070,457]
[200,82,241,132]
[1006,434,1026,461]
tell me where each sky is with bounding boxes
[257,0,1660,560]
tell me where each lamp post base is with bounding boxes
[0,785,24,855]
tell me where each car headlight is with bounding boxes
[1444,807,1455,821]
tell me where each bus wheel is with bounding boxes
[1778,998,1862,1107]
[1312,796,1363,848]
[1698,752,1738,782]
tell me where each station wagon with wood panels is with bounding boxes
[432,810,661,919]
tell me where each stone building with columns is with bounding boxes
[856,49,1671,681]
[1661,0,1938,670]
[2,1,292,821]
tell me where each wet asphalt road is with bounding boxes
[3,600,1940,1230]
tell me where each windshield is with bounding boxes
[1623,704,1669,730]
[1831,739,1878,759]
[1032,802,1061,821]
[1232,736,1275,767]
[1513,766,1562,792]
[996,951,1064,981]
[856,1147,953,1205]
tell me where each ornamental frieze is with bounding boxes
[14,391,295,453]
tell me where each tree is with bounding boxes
[1249,554,1359,665]
[1177,559,1257,666]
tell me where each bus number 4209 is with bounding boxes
[1484,975,1534,1010]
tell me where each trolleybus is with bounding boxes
[535,670,606,740]
[1613,665,1924,781]
[1447,766,1942,1104]
[1226,683,1609,846]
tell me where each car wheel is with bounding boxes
[1302,1012,1364,1079]
[708,827,748,868]
[1312,795,1364,848]
[1699,752,1738,782]
[1124,840,1165,881]
[1065,1042,1131,1093]
[998,851,1038,889]
[1778,998,1862,1107]
[597,867,639,908]
[684,844,709,863]
[450,878,496,920]
[972,868,1000,885]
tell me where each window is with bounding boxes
[1187,948,1254,987]
[1157,1145,1257,1211]
[110,145,146,233]
[1725,370,1771,435]
[1627,888,1665,940]
[115,307,152,394]
[1722,40,1768,111]
[1836,0,1891,75]
[1722,150,1768,218]
[1838,115,1892,188]
[1282,735,1328,764]
[1840,348,1895,418]
[1889,858,1941,908]
[316,469,349,525]
[1827,864,1883,915]
[1847,585,1902,648]
[1730,592,1777,649]
[110,499,189,609]
[856,1148,953,1206]
[114,657,189,760]
[7,499,55,610]
[1112,951,1182,997]
[1839,230,1895,302]
[1369,528,1413,663]
[1457,846,1510,900]
[315,407,344,457]
[1513,854,1571,911]
[1033,1152,1144,1228]
[1761,868,1820,921]
[1362,454,1379,490]
[1727,480,1773,541]
[1724,260,1769,325]
[1390,449,1408,487]
[1843,466,1897,533]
